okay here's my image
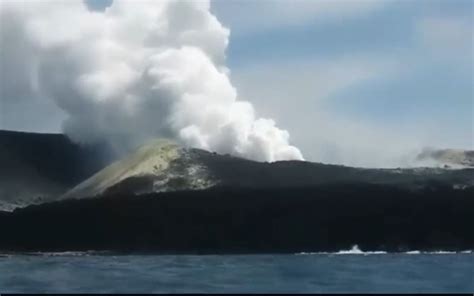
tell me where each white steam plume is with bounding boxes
[0,0,303,162]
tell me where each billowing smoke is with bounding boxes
[0,0,303,162]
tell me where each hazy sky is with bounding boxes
[1,0,472,167]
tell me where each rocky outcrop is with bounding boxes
[61,139,218,200]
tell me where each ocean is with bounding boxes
[1,250,473,293]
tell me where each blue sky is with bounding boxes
[209,0,473,165]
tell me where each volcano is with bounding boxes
[1,130,473,253]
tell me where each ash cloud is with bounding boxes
[0,0,303,162]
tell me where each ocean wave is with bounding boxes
[0,251,113,257]
[297,245,386,255]
[296,245,473,255]
[1,247,472,257]
[404,250,472,255]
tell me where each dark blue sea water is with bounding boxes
[1,251,473,293]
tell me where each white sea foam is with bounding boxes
[335,245,388,255]
[296,245,473,256]
[405,250,421,254]
[297,245,386,256]
[0,251,113,257]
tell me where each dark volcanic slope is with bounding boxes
[1,184,472,253]
[0,130,111,184]
[0,130,114,209]
[191,149,474,189]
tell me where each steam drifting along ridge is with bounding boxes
[0,0,303,162]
